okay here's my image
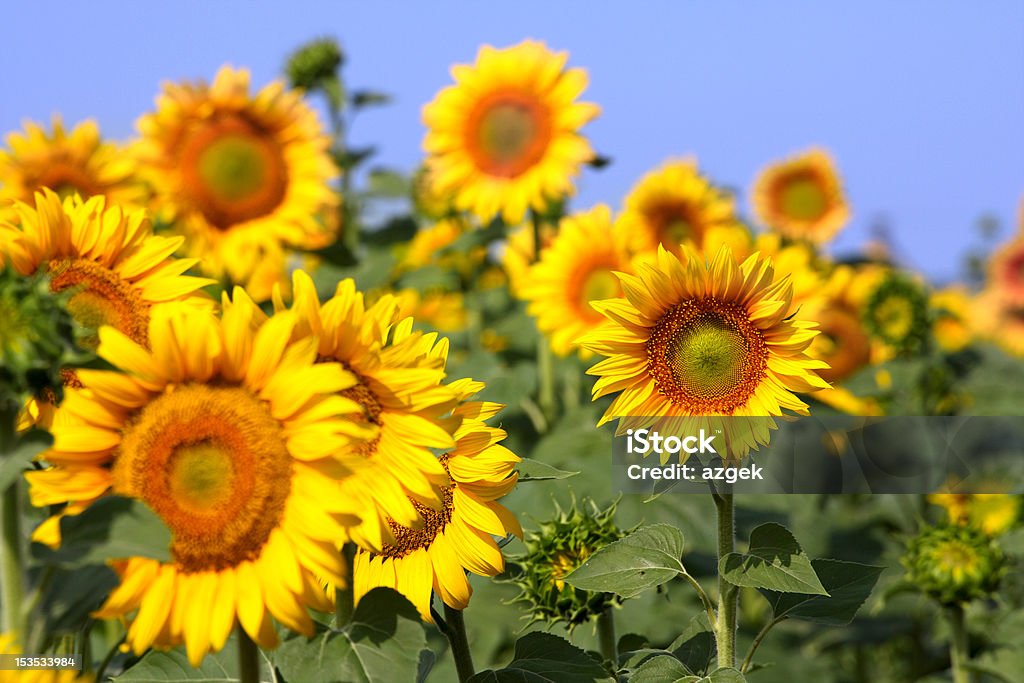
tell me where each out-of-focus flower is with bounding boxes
[520,205,630,357]
[501,220,556,295]
[422,40,599,224]
[389,288,468,333]
[136,65,339,301]
[285,37,344,92]
[902,524,1005,605]
[353,383,521,621]
[929,493,1021,537]
[752,148,850,244]
[931,286,974,353]
[862,273,931,356]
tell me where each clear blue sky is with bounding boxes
[4,1,1021,283]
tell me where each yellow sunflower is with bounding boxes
[135,65,339,301]
[973,288,1024,357]
[987,236,1024,305]
[752,148,850,243]
[580,245,830,457]
[617,158,749,258]
[388,288,468,333]
[931,286,973,353]
[929,493,1021,537]
[26,306,375,665]
[501,219,556,295]
[0,633,91,682]
[0,116,144,215]
[422,40,600,224]
[270,271,461,552]
[519,205,631,357]
[353,380,522,621]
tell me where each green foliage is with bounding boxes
[564,525,685,599]
[0,429,51,489]
[39,496,172,568]
[114,633,275,682]
[467,632,613,683]
[516,458,579,481]
[759,559,883,625]
[719,523,828,595]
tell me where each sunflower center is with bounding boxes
[646,298,768,413]
[812,307,870,383]
[48,258,150,348]
[468,94,551,178]
[650,203,700,247]
[180,116,288,229]
[872,296,914,341]
[335,366,383,458]
[36,164,96,200]
[935,542,978,574]
[378,465,454,560]
[779,176,827,221]
[579,268,620,317]
[112,384,291,572]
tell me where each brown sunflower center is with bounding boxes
[649,202,701,247]
[778,175,828,221]
[335,365,383,458]
[378,462,454,560]
[646,298,768,413]
[48,258,150,348]
[468,93,552,178]
[35,163,98,200]
[112,384,291,572]
[811,307,870,383]
[179,116,288,229]
[578,268,620,320]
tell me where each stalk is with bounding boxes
[596,606,617,667]
[530,212,557,426]
[237,627,261,683]
[714,492,738,669]
[0,405,24,641]
[443,604,475,682]
[948,605,971,683]
[334,543,355,627]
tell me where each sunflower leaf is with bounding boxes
[516,458,579,481]
[759,559,884,625]
[0,429,51,491]
[467,632,613,682]
[113,632,274,682]
[43,496,172,568]
[719,523,828,596]
[563,524,685,598]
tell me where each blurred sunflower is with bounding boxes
[617,158,749,258]
[519,205,631,357]
[931,286,973,353]
[135,65,339,301]
[752,148,849,243]
[353,382,521,621]
[271,272,460,552]
[422,40,600,224]
[501,220,556,295]
[27,307,374,665]
[0,116,144,214]
[389,288,468,333]
[581,246,830,457]
[929,493,1020,536]
[1,191,212,427]
[0,633,91,682]
[987,236,1024,304]
[973,288,1024,356]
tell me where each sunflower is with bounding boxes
[135,65,339,301]
[580,245,830,458]
[0,116,144,215]
[501,219,556,295]
[519,205,631,357]
[0,633,91,682]
[987,236,1024,304]
[270,271,461,552]
[617,158,749,258]
[929,493,1020,537]
[931,286,973,353]
[389,288,468,333]
[422,40,600,224]
[26,306,375,665]
[973,288,1024,356]
[353,381,522,621]
[752,148,850,243]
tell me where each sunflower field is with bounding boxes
[1,10,1022,683]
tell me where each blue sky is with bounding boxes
[4,1,1021,282]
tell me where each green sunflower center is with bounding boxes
[469,95,551,178]
[168,441,236,512]
[198,136,271,202]
[873,296,914,341]
[580,269,620,310]
[779,176,828,221]
[646,298,768,413]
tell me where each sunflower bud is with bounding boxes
[902,524,1006,605]
[286,37,344,93]
[863,273,930,356]
[507,498,630,629]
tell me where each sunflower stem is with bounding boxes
[947,604,971,683]
[334,543,355,627]
[714,491,738,670]
[0,404,25,643]
[596,605,617,667]
[443,604,475,682]
[237,627,261,683]
[530,211,558,428]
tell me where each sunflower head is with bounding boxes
[286,37,344,92]
[929,493,1021,537]
[902,524,1005,605]
[752,148,849,243]
[581,245,830,458]
[987,236,1024,305]
[862,273,931,356]
[136,65,339,300]
[423,40,600,224]
[931,287,974,353]
[0,116,144,216]
[507,498,627,629]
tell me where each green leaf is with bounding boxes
[0,429,51,490]
[351,90,391,108]
[564,524,684,599]
[630,655,693,682]
[669,613,715,675]
[332,146,376,171]
[760,559,883,625]
[699,669,747,683]
[516,458,579,481]
[113,633,274,681]
[467,632,613,682]
[362,217,418,247]
[398,265,461,292]
[37,565,118,633]
[44,496,172,567]
[273,587,428,683]
[719,523,828,596]
[365,168,410,198]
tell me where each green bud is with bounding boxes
[902,524,1005,605]
[285,37,344,92]
[506,498,631,629]
[863,273,930,355]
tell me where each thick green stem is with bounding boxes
[334,543,355,627]
[597,606,617,666]
[1,483,24,641]
[443,604,475,682]
[948,605,971,683]
[714,492,737,669]
[531,212,557,427]
[237,627,261,683]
